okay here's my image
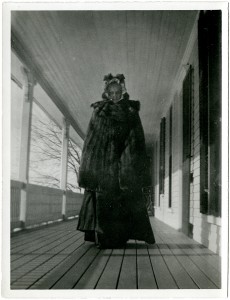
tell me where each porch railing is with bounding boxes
[11,180,23,230]
[10,180,83,231]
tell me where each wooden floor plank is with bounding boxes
[11,227,71,248]
[11,254,23,261]
[117,241,137,289]
[52,246,100,289]
[149,255,178,289]
[163,255,198,289]
[11,255,54,285]
[27,232,78,255]
[189,255,221,288]
[59,236,85,255]
[11,257,65,289]
[155,236,198,289]
[137,243,157,289]
[11,229,63,250]
[11,254,39,272]
[31,241,89,289]
[11,233,83,275]
[148,245,178,289]
[177,256,218,289]
[11,229,56,246]
[157,228,221,289]
[40,233,83,255]
[74,249,112,289]
[157,243,173,256]
[96,248,125,289]
[11,230,75,254]
[176,243,221,272]
[151,233,162,244]
[11,220,78,247]
[200,255,221,272]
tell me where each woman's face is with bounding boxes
[108,84,122,103]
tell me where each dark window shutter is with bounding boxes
[169,106,173,208]
[159,117,166,196]
[198,10,222,216]
[182,66,193,235]
[198,11,209,214]
[208,11,222,216]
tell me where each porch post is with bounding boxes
[60,118,70,220]
[19,67,36,228]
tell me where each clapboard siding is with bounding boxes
[193,155,200,165]
[193,185,200,194]
[194,128,200,143]
[193,136,200,149]
[193,161,200,172]
[193,168,200,178]
[193,201,200,209]
[194,144,200,157]
[194,119,200,132]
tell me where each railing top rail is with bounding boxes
[11,180,83,196]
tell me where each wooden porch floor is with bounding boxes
[11,217,221,289]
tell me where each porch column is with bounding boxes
[60,118,70,220]
[19,67,36,228]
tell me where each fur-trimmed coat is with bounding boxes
[77,97,155,245]
[78,97,150,192]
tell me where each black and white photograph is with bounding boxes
[2,1,229,298]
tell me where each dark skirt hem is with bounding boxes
[77,189,155,248]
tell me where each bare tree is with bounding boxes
[29,112,82,192]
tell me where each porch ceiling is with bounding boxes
[11,10,198,147]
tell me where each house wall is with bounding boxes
[154,96,183,230]
[152,20,221,255]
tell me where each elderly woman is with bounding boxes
[77,74,155,248]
